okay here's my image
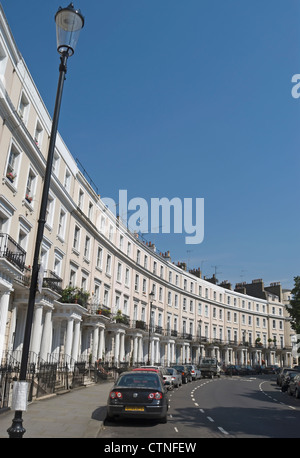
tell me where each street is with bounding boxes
[100,375,300,439]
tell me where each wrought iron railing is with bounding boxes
[0,233,26,271]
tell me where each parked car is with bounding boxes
[106,370,168,423]
[135,366,172,389]
[287,373,300,398]
[240,365,256,376]
[277,368,294,387]
[187,364,201,380]
[165,367,182,388]
[261,365,280,374]
[281,371,298,392]
[172,365,192,383]
[224,365,241,375]
[252,365,263,374]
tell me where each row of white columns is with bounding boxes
[1,296,293,368]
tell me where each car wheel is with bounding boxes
[288,386,292,396]
[160,415,167,424]
[296,388,300,399]
[106,413,115,422]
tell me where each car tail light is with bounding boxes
[110,391,123,399]
[148,392,163,400]
[171,377,176,380]
[182,372,185,376]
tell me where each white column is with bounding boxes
[30,304,43,361]
[40,308,53,362]
[167,342,170,366]
[71,319,81,362]
[133,336,138,364]
[92,327,99,363]
[65,318,74,364]
[120,332,125,363]
[0,292,10,363]
[114,331,120,365]
[98,327,105,360]
[51,320,61,361]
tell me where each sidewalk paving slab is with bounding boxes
[0,381,113,438]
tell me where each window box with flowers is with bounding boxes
[6,172,16,182]
[25,194,33,203]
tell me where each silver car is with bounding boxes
[166,367,182,388]
[187,364,201,380]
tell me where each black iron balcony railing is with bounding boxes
[0,233,26,271]
[42,270,63,294]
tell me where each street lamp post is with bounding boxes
[7,3,84,438]
[147,292,154,365]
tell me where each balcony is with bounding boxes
[42,270,63,294]
[0,233,26,271]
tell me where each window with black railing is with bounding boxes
[0,233,26,271]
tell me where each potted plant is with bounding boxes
[6,171,16,182]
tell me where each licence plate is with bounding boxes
[125,406,144,411]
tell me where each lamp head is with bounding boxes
[55,3,84,56]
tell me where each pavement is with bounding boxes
[0,381,114,438]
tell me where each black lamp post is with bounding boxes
[147,292,154,365]
[7,3,84,438]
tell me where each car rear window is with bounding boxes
[116,374,160,388]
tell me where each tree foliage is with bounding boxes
[286,276,300,334]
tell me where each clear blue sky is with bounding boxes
[2,1,300,290]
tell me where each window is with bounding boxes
[153,261,157,275]
[45,195,55,229]
[134,274,139,292]
[58,208,67,240]
[84,236,90,259]
[117,263,122,282]
[52,151,60,176]
[144,255,148,269]
[106,254,112,274]
[0,41,8,81]
[127,242,131,257]
[183,298,186,311]
[125,268,130,286]
[190,300,193,313]
[96,246,103,269]
[6,143,20,184]
[18,92,29,123]
[174,294,178,308]
[124,298,128,315]
[88,202,93,221]
[103,289,109,307]
[73,225,80,251]
[69,269,76,287]
[25,169,36,204]
[34,121,43,148]
[142,278,147,293]
[159,287,163,301]
[119,235,124,251]
[136,250,141,264]
[168,291,172,306]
